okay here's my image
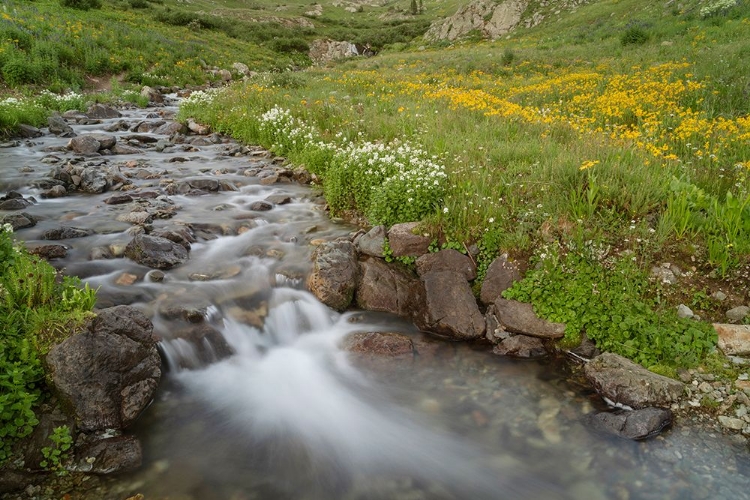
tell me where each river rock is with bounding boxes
[480,254,522,305]
[0,470,40,494]
[418,271,485,340]
[388,222,431,257]
[356,225,386,258]
[0,197,32,210]
[341,331,415,359]
[124,233,189,269]
[90,133,117,150]
[356,256,424,319]
[46,306,161,432]
[112,143,143,155]
[87,104,122,119]
[27,243,68,260]
[492,335,547,358]
[265,194,292,205]
[47,115,74,137]
[187,118,209,135]
[117,211,152,225]
[105,194,134,205]
[492,298,565,338]
[154,121,187,135]
[42,226,94,240]
[714,324,750,356]
[140,85,163,104]
[80,166,109,193]
[249,200,273,211]
[151,227,194,251]
[67,135,101,155]
[584,352,685,409]
[416,248,476,281]
[41,185,66,198]
[586,407,673,440]
[77,434,142,474]
[18,124,44,138]
[726,306,750,322]
[307,240,358,311]
[2,212,36,230]
[188,178,220,192]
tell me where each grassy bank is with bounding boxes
[178,0,750,372]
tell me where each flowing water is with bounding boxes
[1,101,749,500]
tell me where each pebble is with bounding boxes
[718,416,745,430]
[726,305,750,322]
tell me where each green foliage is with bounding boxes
[621,24,650,46]
[60,0,102,10]
[503,243,717,369]
[40,425,73,475]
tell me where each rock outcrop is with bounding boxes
[307,240,359,311]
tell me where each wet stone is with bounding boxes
[42,226,94,240]
[249,201,273,211]
[265,194,292,205]
[27,244,68,260]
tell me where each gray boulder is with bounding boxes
[0,197,32,210]
[1,212,36,230]
[492,335,547,358]
[46,306,161,432]
[140,86,163,104]
[27,244,68,260]
[188,178,220,192]
[341,331,415,359]
[124,233,189,269]
[726,305,750,322]
[416,248,476,280]
[18,124,43,138]
[67,135,101,155]
[356,257,424,319]
[586,407,673,440]
[480,254,522,305]
[90,133,117,151]
[47,115,74,137]
[388,222,431,257]
[307,240,358,311]
[418,271,485,340]
[86,104,122,119]
[584,352,684,409]
[80,166,108,193]
[76,435,142,474]
[492,298,565,339]
[42,226,94,240]
[249,201,273,211]
[356,225,386,258]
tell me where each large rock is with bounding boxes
[140,85,163,104]
[18,124,43,138]
[309,39,359,65]
[387,222,431,258]
[586,407,673,440]
[416,248,476,281]
[86,104,122,119]
[480,254,522,305]
[47,115,74,136]
[42,226,94,240]
[307,240,358,311]
[356,257,424,319]
[714,323,750,356]
[492,298,565,338]
[356,225,386,258]
[124,233,189,269]
[67,135,101,155]
[341,331,415,359]
[584,353,684,409]
[76,435,142,474]
[80,166,108,193]
[492,335,547,358]
[2,212,36,230]
[424,0,528,42]
[46,306,161,432]
[418,271,485,340]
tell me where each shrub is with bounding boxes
[621,25,650,45]
[60,0,102,10]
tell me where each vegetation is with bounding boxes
[0,224,96,464]
[178,0,750,370]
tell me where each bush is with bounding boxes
[2,58,40,86]
[621,25,650,46]
[60,0,102,10]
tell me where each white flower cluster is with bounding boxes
[259,105,317,151]
[2,223,13,233]
[700,0,738,17]
[181,87,224,107]
[38,90,84,105]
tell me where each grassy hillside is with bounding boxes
[179,0,750,371]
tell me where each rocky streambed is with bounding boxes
[1,95,749,500]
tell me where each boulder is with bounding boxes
[2,212,36,230]
[584,353,684,409]
[47,115,74,137]
[90,133,117,150]
[27,244,68,260]
[356,257,424,319]
[41,185,66,198]
[140,86,163,104]
[80,166,109,193]
[86,104,122,119]
[307,240,358,311]
[18,124,44,138]
[0,470,40,494]
[726,305,750,322]
[42,226,94,240]
[124,233,189,269]
[309,39,359,65]
[479,254,522,305]
[418,271,485,340]
[341,331,415,359]
[188,178,220,191]
[67,135,101,155]
[265,194,292,205]
[356,225,386,258]
[416,248,476,281]
[586,407,673,440]
[76,435,142,474]
[492,335,547,358]
[187,118,210,135]
[249,200,273,211]
[714,323,750,356]
[111,143,142,155]
[387,222,430,258]
[46,306,161,432]
[0,197,32,210]
[104,194,134,205]
[492,298,565,339]
[424,0,528,42]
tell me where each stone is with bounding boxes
[356,257,424,319]
[726,306,750,322]
[492,335,547,358]
[0,470,39,494]
[27,244,68,260]
[387,222,430,257]
[416,248,476,281]
[166,324,235,367]
[714,324,750,356]
[124,233,189,269]
[87,104,122,119]
[677,304,694,319]
[187,119,210,135]
[46,306,161,432]
[265,194,292,205]
[80,166,108,193]
[651,266,677,285]
[718,415,745,431]
[47,115,74,136]
[90,133,117,150]
[492,298,565,338]
[67,135,101,155]
[18,124,44,138]
[584,352,685,409]
[42,226,94,240]
[117,211,152,225]
[140,85,163,104]
[307,240,358,311]
[586,407,673,440]
[42,185,67,198]
[418,271,485,340]
[712,291,727,301]
[188,178,219,191]
[111,143,142,155]
[2,212,36,230]
[249,201,273,211]
[232,62,250,75]
[0,198,32,210]
[424,0,527,42]
[308,39,359,65]
[341,331,415,358]
[479,254,522,305]
[154,121,187,135]
[77,435,142,474]
[105,194,134,205]
[356,225,386,258]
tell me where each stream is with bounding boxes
[1,99,749,500]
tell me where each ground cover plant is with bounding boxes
[178,0,750,370]
[0,224,97,465]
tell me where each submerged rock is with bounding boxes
[492,335,547,358]
[341,331,415,359]
[76,434,142,474]
[124,233,189,269]
[586,407,673,440]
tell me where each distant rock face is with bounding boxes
[309,39,360,65]
[424,0,528,42]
